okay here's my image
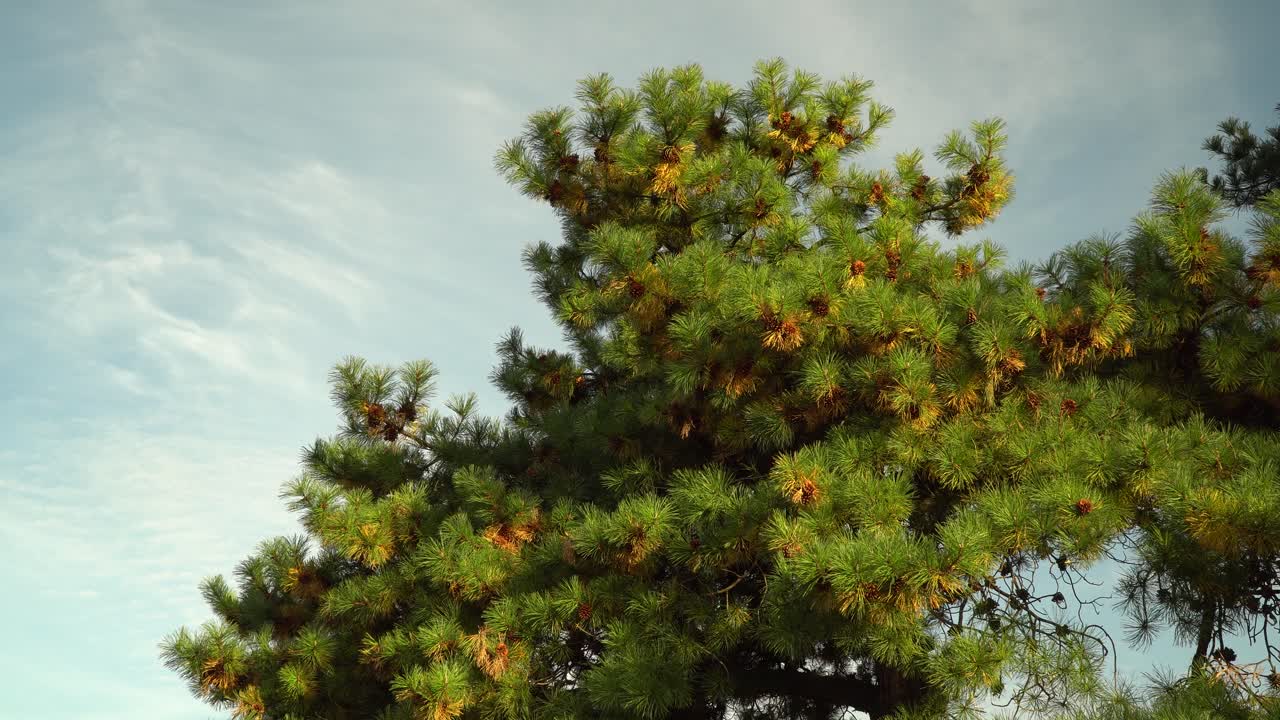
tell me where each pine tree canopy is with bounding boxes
[1200,102,1280,209]
[161,60,1280,720]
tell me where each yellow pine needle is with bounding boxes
[843,274,867,291]
[468,629,515,679]
[778,462,821,506]
[231,686,266,720]
[762,318,805,351]
[285,566,302,586]
[199,655,249,695]
[359,637,387,670]
[678,418,695,439]
[406,697,465,720]
[483,521,537,554]
[649,143,695,196]
[719,366,759,399]
[942,379,982,413]
[651,162,682,195]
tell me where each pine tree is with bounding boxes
[161,60,1280,720]
[1200,102,1280,209]
[1031,170,1280,713]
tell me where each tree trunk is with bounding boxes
[869,663,930,719]
[1190,602,1216,673]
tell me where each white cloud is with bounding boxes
[104,363,154,396]
[2,422,303,614]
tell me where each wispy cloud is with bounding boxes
[0,428,302,717]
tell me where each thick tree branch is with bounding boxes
[722,661,890,717]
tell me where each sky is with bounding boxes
[0,1,1277,718]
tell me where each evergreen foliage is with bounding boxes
[161,61,1280,720]
[1200,103,1280,209]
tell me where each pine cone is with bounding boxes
[911,175,930,201]
[626,275,646,298]
[807,297,830,317]
[397,400,417,423]
[760,308,782,331]
[660,145,681,163]
[707,113,729,141]
[966,308,978,325]
[1074,498,1095,516]
[1035,287,1047,300]
[825,114,844,133]
[885,248,901,281]
[1060,398,1078,417]
[775,320,802,349]
[850,259,866,277]
[558,154,580,172]
[799,478,819,505]
[547,180,565,205]
[869,182,885,206]
[577,603,592,622]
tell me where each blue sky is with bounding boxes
[1,1,1277,717]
